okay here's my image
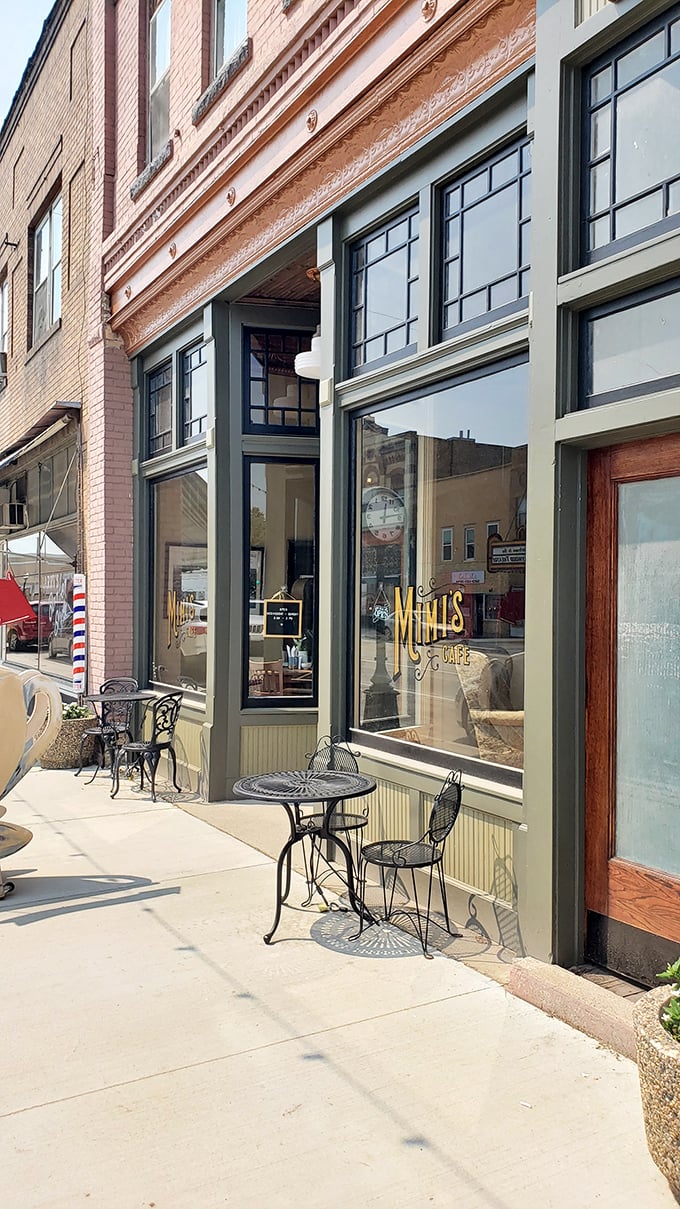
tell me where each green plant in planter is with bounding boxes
[657,958,680,1043]
[62,702,92,720]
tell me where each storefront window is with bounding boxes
[148,360,173,456]
[245,460,316,704]
[584,282,680,407]
[354,358,528,772]
[350,207,419,374]
[181,342,208,444]
[151,469,208,693]
[3,528,78,681]
[584,6,680,258]
[245,329,318,432]
[441,138,531,337]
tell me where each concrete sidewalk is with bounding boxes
[0,768,675,1209]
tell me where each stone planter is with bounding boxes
[633,985,680,1196]
[40,715,97,770]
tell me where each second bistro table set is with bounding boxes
[233,768,377,944]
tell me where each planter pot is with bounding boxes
[633,985,680,1196]
[40,716,97,770]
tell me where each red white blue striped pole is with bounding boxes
[73,573,86,694]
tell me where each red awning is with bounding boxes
[0,577,36,625]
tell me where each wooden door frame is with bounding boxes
[585,433,680,944]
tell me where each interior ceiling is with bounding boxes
[240,249,321,305]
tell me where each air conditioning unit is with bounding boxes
[0,502,27,530]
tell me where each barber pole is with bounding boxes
[72,574,86,693]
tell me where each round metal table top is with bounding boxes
[233,769,375,803]
[84,690,158,704]
[0,821,33,859]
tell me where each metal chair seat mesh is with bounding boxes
[361,839,442,868]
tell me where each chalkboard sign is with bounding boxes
[263,598,302,638]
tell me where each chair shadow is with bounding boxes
[310,909,430,959]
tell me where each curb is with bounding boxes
[506,956,637,1061]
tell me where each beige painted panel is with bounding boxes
[420,793,515,905]
[366,775,516,903]
[174,715,204,776]
[240,724,319,776]
[576,0,607,25]
[363,778,411,845]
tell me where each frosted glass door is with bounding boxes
[616,478,680,877]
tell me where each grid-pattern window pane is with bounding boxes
[182,342,208,444]
[585,7,680,259]
[350,207,419,373]
[148,361,173,456]
[215,0,247,74]
[32,196,62,345]
[149,0,171,160]
[442,138,531,337]
[245,329,319,432]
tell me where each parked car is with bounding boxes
[6,602,53,651]
[48,608,73,660]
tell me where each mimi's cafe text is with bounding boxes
[167,590,199,649]
[393,586,469,676]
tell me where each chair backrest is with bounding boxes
[427,769,463,846]
[307,734,359,773]
[99,678,139,728]
[149,692,183,746]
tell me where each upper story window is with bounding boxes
[148,360,173,456]
[215,0,247,75]
[32,195,62,346]
[585,8,680,260]
[0,277,8,379]
[182,342,208,444]
[441,138,531,338]
[149,0,171,160]
[245,328,319,433]
[441,527,453,561]
[350,206,419,375]
[464,525,476,560]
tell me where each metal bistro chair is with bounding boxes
[111,692,183,803]
[354,769,463,958]
[298,735,369,910]
[76,677,139,782]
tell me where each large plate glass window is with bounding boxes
[151,469,208,694]
[583,281,680,407]
[585,7,680,259]
[350,206,419,374]
[354,358,528,775]
[441,138,531,338]
[245,460,317,705]
[245,329,318,432]
[214,0,247,75]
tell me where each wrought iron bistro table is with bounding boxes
[233,769,376,944]
[82,690,158,778]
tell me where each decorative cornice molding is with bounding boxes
[116,0,534,353]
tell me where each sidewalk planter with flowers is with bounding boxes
[40,703,97,770]
[633,959,680,1196]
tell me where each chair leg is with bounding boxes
[168,746,181,792]
[437,861,451,933]
[148,752,160,802]
[111,749,122,799]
